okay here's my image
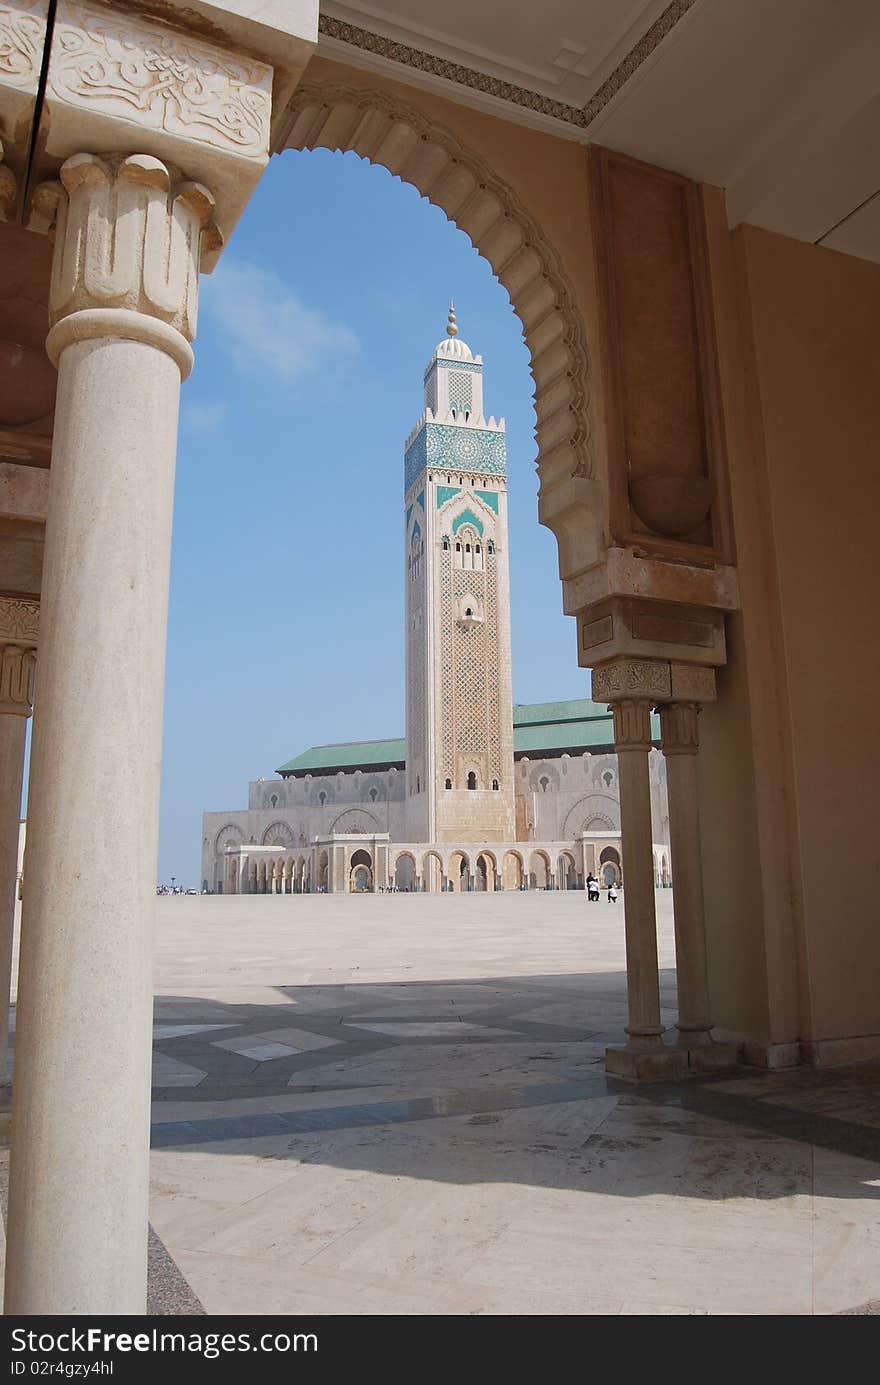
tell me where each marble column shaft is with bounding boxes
[610,700,664,1048]
[0,613,37,1101]
[5,154,214,1315]
[660,701,713,1042]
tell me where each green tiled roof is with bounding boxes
[277,738,405,775]
[277,698,658,776]
[512,698,611,727]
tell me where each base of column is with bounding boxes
[605,1044,689,1080]
[681,1040,739,1074]
[605,1040,739,1080]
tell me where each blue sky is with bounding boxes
[160,148,589,884]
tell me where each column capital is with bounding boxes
[38,153,220,377]
[659,701,701,755]
[0,596,38,717]
[609,699,653,750]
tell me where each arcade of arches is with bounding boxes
[0,0,877,1316]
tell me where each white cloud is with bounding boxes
[202,261,359,383]
[182,399,228,433]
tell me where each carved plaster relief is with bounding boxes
[0,1,49,210]
[0,592,37,642]
[50,2,271,160]
[30,1,273,262]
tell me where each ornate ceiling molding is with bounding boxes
[318,1,699,134]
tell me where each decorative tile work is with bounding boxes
[436,360,481,374]
[447,370,472,415]
[475,488,499,514]
[436,484,461,509]
[405,422,506,492]
[452,508,484,537]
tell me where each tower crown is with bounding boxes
[433,302,474,361]
[419,302,488,430]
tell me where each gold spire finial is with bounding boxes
[446,300,458,337]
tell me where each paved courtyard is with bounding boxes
[2,890,878,1315]
[140,891,880,1315]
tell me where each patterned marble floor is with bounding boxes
[143,893,880,1316]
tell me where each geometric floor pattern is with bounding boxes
[145,892,880,1315]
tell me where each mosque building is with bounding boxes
[201,310,671,893]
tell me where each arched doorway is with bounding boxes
[503,851,523,891]
[557,852,577,891]
[317,851,329,893]
[475,853,496,892]
[394,853,416,892]
[600,846,621,887]
[528,851,549,890]
[349,848,373,893]
[422,851,444,893]
[447,852,469,893]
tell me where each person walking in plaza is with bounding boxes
[586,872,599,902]
[607,881,618,904]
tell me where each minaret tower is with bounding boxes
[404,306,515,844]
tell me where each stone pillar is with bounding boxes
[0,599,38,1123]
[5,153,216,1315]
[604,699,683,1077]
[660,700,737,1072]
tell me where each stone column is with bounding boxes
[660,700,737,1072]
[605,700,675,1076]
[5,153,216,1315]
[0,599,38,1123]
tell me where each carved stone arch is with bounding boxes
[214,822,244,854]
[330,807,381,834]
[262,820,295,848]
[530,763,560,793]
[281,76,594,562]
[562,794,620,838]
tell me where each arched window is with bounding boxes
[467,771,477,791]
[416,775,420,793]
[442,536,449,550]
[492,779,499,790]
[369,788,378,802]
[540,776,549,793]
[602,769,615,787]
[318,791,326,806]
[445,778,452,790]
[487,540,495,555]
[270,794,278,808]
[465,607,473,617]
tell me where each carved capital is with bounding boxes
[0,594,37,717]
[592,656,672,704]
[39,153,218,374]
[0,644,35,714]
[609,699,653,751]
[659,702,701,755]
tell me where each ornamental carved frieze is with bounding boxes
[592,658,672,704]
[0,0,45,93]
[36,152,217,342]
[49,1,271,162]
[0,594,38,644]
